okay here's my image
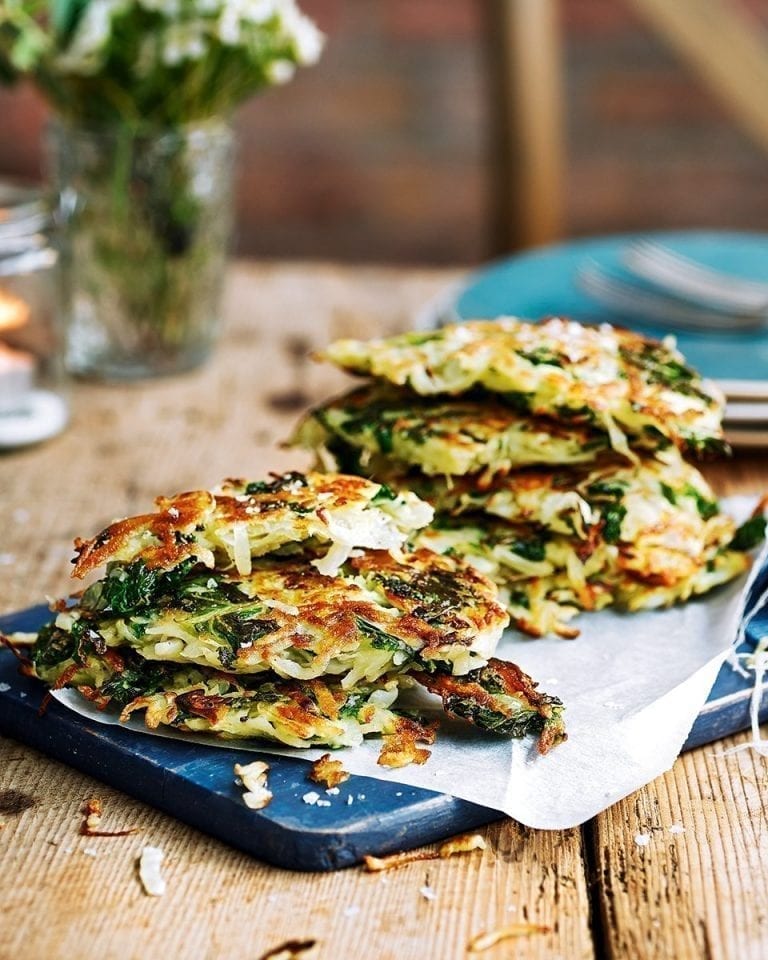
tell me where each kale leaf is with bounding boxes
[730,515,767,551]
[602,503,627,544]
[83,558,198,616]
[245,472,308,495]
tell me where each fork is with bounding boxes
[623,240,768,316]
[575,261,767,332]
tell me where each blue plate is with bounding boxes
[450,230,768,385]
[1,596,766,869]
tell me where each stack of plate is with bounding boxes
[420,231,768,447]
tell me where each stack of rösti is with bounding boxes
[297,318,764,639]
[28,471,567,761]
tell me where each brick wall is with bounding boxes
[1,0,768,264]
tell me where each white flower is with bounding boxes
[217,6,242,45]
[280,3,324,64]
[217,0,324,59]
[55,0,130,75]
[266,58,296,84]
[218,0,283,43]
[162,21,209,66]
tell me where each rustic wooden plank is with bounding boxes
[589,460,768,960]
[590,728,768,960]
[0,262,595,960]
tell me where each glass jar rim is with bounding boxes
[47,116,234,146]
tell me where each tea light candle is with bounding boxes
[0,286,30,330]
[0,286,68,448]
[0,287,34,414]
[0,341,35,414]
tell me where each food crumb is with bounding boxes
[315,799,331,808]
[80,796,137,837]
[634,833,651,847]
[438,833,486,858]
[138,845,166,897]
[363,833,487,873]
[357,794,366,801]
[325,787,340,796]
[420,885,437,901]
[468,924,550,952]
[668,823,686,835]
[346,795,354,806]
[302,791,321,806]
[234,760,272,810]
[256,938,317,960]
[0,683,10,693]
[82,847,98,857]
[82,797,102,834]
[309,753,350,789]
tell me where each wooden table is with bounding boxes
[1,262,766,960]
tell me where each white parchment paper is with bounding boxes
[54,496,766,829]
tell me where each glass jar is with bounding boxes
[0,181,67,449]
[47,119,234,380]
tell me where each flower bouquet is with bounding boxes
[0,1,324,378]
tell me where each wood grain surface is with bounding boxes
[1,262,766,960]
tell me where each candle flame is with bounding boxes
[0,287,30,332]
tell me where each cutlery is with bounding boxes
[576,261,767,332]
[624,240,768,316]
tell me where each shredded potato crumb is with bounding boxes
[80,797,138,837]
[438,833,486,857]
[234,760,273,810]
[138,846,166,897]
[3,631,36,647]
[377,716,438,769]
[83,797,102,832]
[256,939,317,960]
[309,753,350,789]
[363,832,487,872]
[468,923,550,952]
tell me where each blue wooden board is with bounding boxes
[2,592,767,872]
[449,230,768,384]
